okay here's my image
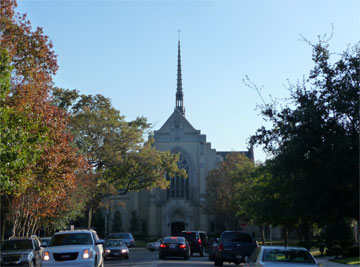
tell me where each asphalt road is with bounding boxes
[104,248,347,267]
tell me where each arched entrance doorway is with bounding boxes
[171,222,185,236]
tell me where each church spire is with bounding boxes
[176,35,185,115]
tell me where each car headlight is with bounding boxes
[121,249,127,253]
[42,251,50,261]
[82,249,93,259]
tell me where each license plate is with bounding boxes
[170,244,176,248]
[114,252,120,256]
[236,255,242,259]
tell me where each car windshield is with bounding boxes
[108,233,131,239]
[163,237,185,243]
[222,232,252,242]
[179,232,196,241]
[1,240,33,250]
[49,233,92,246]
[105,240,124,247]
[263,248,316,264]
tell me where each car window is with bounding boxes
[1,240,33,250]
[109,233,131,239]
[221,232,253,242]
[33,239,40,249]
[49,233,92,246]
[262,249,316,264]
[163,237,185,243]
[179,232,196,241]
[91,232,98,242]
[105,240,123,246]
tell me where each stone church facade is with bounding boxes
[106,41,254,238]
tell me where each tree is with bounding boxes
[250,39,359,246]
[52,88,185,228]
[204,153,255,230]
[1,0,88,238]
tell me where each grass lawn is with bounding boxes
[331,257,360,265]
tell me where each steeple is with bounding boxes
[176,38,185,115]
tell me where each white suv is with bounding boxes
[41,229,104,267]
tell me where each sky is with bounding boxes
[16,0,359,163]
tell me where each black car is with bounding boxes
[178,231,207,256]
[214,231,258,266]
[158,236,190,260]
[0,235,42,266]
[104,239,129,260]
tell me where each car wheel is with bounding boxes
[209,253,213,261]
[200,247,205,257]
[214,258,223,266]
[234,259,240,265]
[125,254,129,260]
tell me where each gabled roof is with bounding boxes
[155,108,198,134]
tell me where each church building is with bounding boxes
[107,40,254,238]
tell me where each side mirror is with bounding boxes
[95,239,104,245]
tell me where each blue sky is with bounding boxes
[17,0,359,163]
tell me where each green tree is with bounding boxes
[52,88,185,228]
[111,211,123,233]
[204,153,255,230]
[250,40,359,247]
[129,211,140,234]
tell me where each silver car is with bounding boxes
[41,229,104,267]
[0,235,42,267]
[245,246,319,267]
[146,238,162,251]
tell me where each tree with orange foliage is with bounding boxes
[0,0,88,239]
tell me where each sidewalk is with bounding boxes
[316,256,356,266]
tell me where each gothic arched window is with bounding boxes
[167,153,189,200]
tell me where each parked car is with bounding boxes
[105,233,135,247]
[41,229,104,267]
[103,239,129,260]
[245,246,318,267]
[178,231,208,256]
[158,236,190,260]
[0,235,42,267]
[40,237,52,247]
[146,238,162,251]
[208,237,219,261]
[214,231,258,266]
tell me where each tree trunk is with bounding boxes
[283,227,289,247]
[87,207,93,229]
[260,225,266,245]
[1,215,6,241]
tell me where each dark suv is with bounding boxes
[214,231,258,266]
[0,235,42,266]
[179,231,207,257]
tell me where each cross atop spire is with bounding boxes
[176,34,185,115]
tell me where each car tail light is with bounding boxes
[219,243,224,252]
[198,238,202,245]
[179,244,186,248]
[82,249,93,259]
[160,243,166,248]
[42,251,50,261]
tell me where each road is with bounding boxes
[104,248,346,267]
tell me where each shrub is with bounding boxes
[343,245,360,258]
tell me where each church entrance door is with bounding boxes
[171,222,185,236]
